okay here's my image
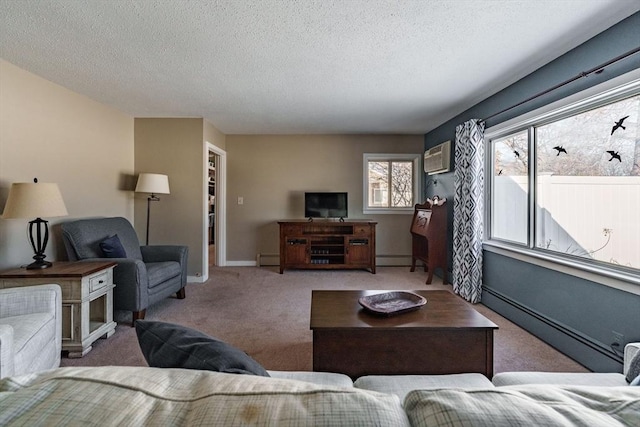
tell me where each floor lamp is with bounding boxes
[135,173,170,245]
[1,178,68,269]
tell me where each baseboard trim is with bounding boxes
[256,253,278,267]
[256,253,414,267]
[482,286,624,370]
[187,275,207,283]
[376,254,413,267]
[227,261,257,267]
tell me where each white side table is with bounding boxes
[0,261,117,358]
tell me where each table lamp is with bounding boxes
[135,173,170,245]
[2,178,68,269]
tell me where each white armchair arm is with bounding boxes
[624,342,640,377]
[0,324,15,378]
[0,284,61,318]
[0,284,62,379]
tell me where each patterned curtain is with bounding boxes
[452,119,485,303]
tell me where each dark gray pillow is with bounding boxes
[626,351,640,384]
[99,234,127,258]
[135,320,269,377]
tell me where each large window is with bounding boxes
[487,79,640,277]
[363,153,421,214]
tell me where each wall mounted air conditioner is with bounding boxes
[424,140,451,175]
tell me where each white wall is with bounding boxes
[226,134,424,264]
[0,60,134,270]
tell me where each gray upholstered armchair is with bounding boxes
[61,217,188,324]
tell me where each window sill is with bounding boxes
[483,241,640,296]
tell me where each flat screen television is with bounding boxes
[305,192,348,219]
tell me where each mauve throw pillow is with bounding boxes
[99,234,127,258]
[626,351,640,384]
[135,320,270,377]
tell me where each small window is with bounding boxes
[363,154,421,214]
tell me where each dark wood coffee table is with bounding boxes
[310,290,498,379]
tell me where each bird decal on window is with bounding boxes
[553,146,567,156]
[611,116,629,135]
[606,150,621,162]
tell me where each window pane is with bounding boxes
[535,95,640,269]
[364,154,419,212]
[491,131,529,244]
[391,161,413,207]
[368,161,388,207]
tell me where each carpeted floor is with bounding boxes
[61,266,588,374]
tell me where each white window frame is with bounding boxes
[363,153,422,214]
[484,68,640,293]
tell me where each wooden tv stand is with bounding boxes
[278,220,376,274]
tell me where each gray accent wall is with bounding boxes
[424,12,640,372]
[483,252,639,372]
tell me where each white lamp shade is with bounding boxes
[135,173,170,194]
[2,182,68,219]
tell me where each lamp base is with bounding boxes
[26,218,53,269]
[26,259,53,270]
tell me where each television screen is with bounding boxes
[305,192,348,219]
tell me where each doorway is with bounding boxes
[205,142,226,278]
[208,150,216,266]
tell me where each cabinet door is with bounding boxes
[346,238,371,265]
[284,237,308,265]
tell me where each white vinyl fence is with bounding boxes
[493,175,640,269]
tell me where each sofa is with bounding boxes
[61,217,188,323]
[0,284,62,379]
[1,343,638,426]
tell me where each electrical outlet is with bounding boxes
[611,331,624,347]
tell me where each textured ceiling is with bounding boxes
[1,0,639,134]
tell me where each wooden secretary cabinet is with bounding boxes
[279,220,376,274]
[410,199,448,284]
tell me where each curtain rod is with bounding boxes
[479,46,640,124]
